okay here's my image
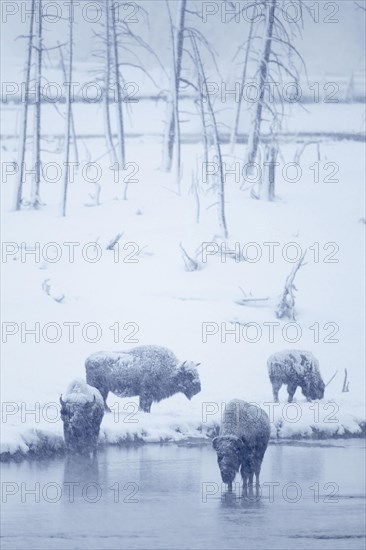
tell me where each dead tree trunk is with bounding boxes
[104,0,117,165]
[60,0,73,217]
[30,0,43,208]
[276,251,306,320]
[165,1,182,188]
[260,142,278,200]
[111,0,126,195]
[246,0,276,166]
[58,42,78,165]
[161,0,187,173]
[13,0,35,211]
[230,14,255,152]
[190,40,209,171]
[190,32,228,239]
[191,161,201,224]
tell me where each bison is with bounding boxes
[85,345,201,412]
[267,349,325,402]
[213,399,270,493]
[60,378,104,455]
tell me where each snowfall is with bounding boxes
[1,84,366,461]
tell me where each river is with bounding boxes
[1,440,365,549]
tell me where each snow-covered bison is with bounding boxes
[85,345,201,412]
[60,379,104,454]
[267,349,325,402]
[213,400,270,493]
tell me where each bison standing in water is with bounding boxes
[267,350,325,402]
[60,379,104,454]
[213,400,270,493]
[85,345,201,412]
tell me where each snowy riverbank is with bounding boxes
[1,138,365,462]
[1,397,365,462]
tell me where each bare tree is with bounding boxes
[259,139,278,200]
[189,31,228,238]
[104,0,118,165]
[230,2,257,151]
[161,0,187,173]
[30,0,43,208]
[111,0,126,185]
[190,158,201,224]
[13,0,35,211]
[91,2,159,197]
[245,0,307,200]
[164,0,182,187]
[246,0,276,167]
[60,0,74,217]
[58,42,78,165]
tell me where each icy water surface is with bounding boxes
[1,440,365,549]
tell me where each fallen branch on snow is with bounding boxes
[106,232,124,250]
[179,242,201,272]
[42,279,65,303]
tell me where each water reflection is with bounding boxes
[0,442,364,550]
[63,453,100,484]
[220,488,264,510]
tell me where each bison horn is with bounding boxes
[196,363,201,367]
[93,395,96,403]
[59,394,65,407]
[181,361,187,368]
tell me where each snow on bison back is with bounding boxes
[85,345,201,412]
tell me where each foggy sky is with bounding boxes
[1,0,365,82]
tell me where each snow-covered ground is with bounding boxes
[1,129,365,460]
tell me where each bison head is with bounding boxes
[60,394,103,454]
[176,361,201,400]
[309,378,325,400]
[213,435,244,486]
[301,366,325,401]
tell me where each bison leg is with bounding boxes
[241,473,248,490]
[240,463,249,491]
[271,381,281,402]
[287,383,297,403]
[248,472,254,493]
[139,395,153,413]
[97,387,110,412]
[254,447,266,488]
[254,465,262,487]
